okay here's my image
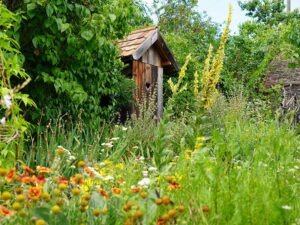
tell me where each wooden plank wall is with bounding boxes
[132,59,164,119]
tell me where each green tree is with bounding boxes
[5,0,149,125]
[238,0,286,24]
[0,2,35,167]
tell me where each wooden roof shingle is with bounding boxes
[117,27,179,73]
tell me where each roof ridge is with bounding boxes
[130,26,157,34]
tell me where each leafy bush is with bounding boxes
[9,0,147,125]
[0,3,35,167]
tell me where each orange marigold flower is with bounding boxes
[59,176,69,185]
[84,167,94,177]
[97,188,109,199]
[5,168,16,183]
[168,181,182,190]
[130,187,141,193]
[156,218,167,225]
[23,166,35,174]
[71,176,84,186]
[28,187,42,199]
[111,187,121,195]
[33,174,47,185]
[36,166,51,173]
[19,174,34,184]
[0,205,13,217]
[117,178,126,185]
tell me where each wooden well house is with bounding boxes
[118,27,179,119]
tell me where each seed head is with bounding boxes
[2,191,13,200]
[51,205,61,215]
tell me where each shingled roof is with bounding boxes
[117,27,179,73]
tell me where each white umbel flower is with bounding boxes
[3,95,12,109]
[137,178,150,188]
[148,167,157,172]
[111,137,120,141]
[0,117,6,125]
[282,205,292,210]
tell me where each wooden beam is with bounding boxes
[157,67,163,119]
[162,61,172,66]
[133,31,158,60]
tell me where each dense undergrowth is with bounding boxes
[2,94,300,225]
[1,0,300,225]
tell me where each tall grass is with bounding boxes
[26,114,110,167]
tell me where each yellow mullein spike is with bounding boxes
[168,54,192,97]
[194,71,199,98]
[201,5,232,109]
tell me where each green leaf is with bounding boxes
[46,4,53,17]
[27,3,36,11]
[61,23,70,33]
[33,207,50,222]
[109,14,116,22]
[81,30,94,41]
[56,18,62,31]
[32,36,38,48]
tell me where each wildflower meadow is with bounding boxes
[1,0,300,225]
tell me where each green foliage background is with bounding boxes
[3,0,151,125]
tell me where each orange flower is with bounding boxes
[111,187,121,195]
[33,174,46,185]
[117,178,126,185]
[28,187,41,199]
[5,169,16,183]
[19,174,34,184]
[168,181,182,190]
[130,187,141,193]
[59,176,69,185]
[23,166,35,174]
[36,166,51,173]
[97,188,109,199]
[84,167,94,177]
[156,218,168,225]
[202,205,209,213]
[71,176,84,186]
[0,205,13,217]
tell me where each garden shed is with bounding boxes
[118,26,179,118]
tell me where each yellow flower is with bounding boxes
[174,173,183,181]
[51,205,61,215]
[196,136,205,141]
[56,147,65,156]
[99,169,106,176]
[35,219,46,225]
[77,161,86,168]
[185,155,191,160]
[115,163,124,170]
[195,143,203,149]
[104,160,112,165]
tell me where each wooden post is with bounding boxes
[157,67,163,119]
[287,0,291,12]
